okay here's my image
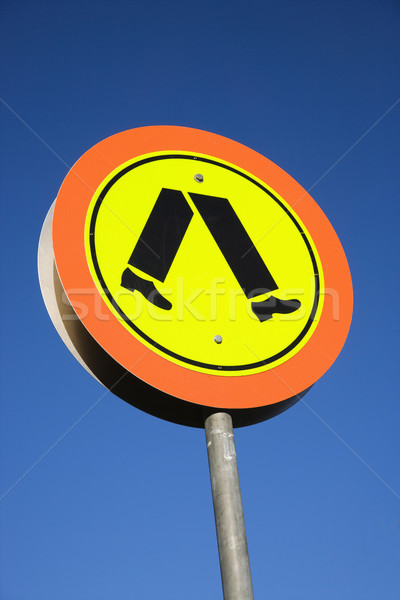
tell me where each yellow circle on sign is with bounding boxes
[85,152,324,375]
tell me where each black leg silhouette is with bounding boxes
[189,193,301,322]
[121,189,193,310]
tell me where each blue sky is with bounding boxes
[1,1,399,598]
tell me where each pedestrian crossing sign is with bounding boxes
[52,126,352,419]
[85,153,323,375]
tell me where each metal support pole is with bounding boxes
[205,412,254,600]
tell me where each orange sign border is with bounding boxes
[53,126,353,410]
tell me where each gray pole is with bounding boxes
[205,412,254,600]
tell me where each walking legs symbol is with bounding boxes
[121,188,301,322]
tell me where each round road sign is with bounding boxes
[49,126,352,426]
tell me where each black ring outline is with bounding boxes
[89,154,321,372]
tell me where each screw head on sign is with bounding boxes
[214,335,223,344]
[194,173,204,183]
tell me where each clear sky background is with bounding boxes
[1,1,399,599]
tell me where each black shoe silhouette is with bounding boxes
[121,268,172,311]
[251,296,301,322]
